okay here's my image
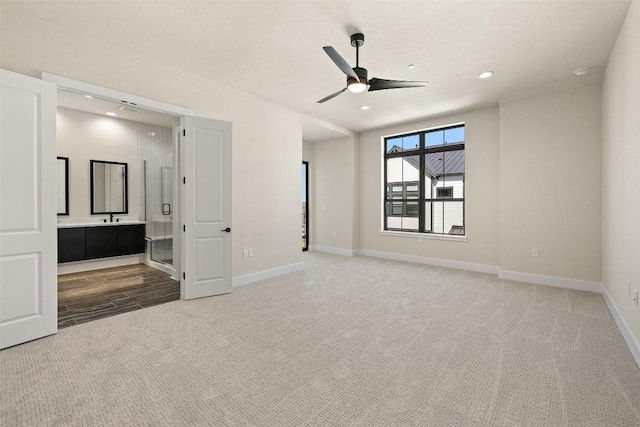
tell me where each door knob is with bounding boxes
[221,227,231,232]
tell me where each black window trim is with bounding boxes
[384,124,465,235]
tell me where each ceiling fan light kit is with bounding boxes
[318,33,427,103]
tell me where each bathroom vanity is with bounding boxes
[58,222,146,263]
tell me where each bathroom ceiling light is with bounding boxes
[360,105,371,110]
[574,68,589,76]
[347,80,368,93]
[478,71,494,79]
[105,112,117,116]
[408,64,415,69]
[84,95,94,99]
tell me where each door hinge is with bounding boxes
[183,272,185,280]
[183,225,186,232]
[183,177,186,184]
[183,129,186,137]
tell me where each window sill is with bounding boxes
[379,230,467,242]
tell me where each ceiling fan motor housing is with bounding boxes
[350,66,368,85]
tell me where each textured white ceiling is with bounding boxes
[5,1,631,134]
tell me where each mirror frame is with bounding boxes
[57,156,69,216]
[90,159,129,215]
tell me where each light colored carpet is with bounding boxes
[1,252,639,426]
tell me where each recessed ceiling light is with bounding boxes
[105,112,117,116]
[84,95,94,99]
[478,71,494,79]
[360,105,371,110]
[407,64,415,69]
[574,68,589,76]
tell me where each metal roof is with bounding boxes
[389,145,465,178]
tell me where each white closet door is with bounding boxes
[1,69,58,349]
[181,116,232,299]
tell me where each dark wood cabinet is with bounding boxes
[117,224,146,256]
[58,227,86,263]
[85,226,118,259]
[58,223,146,263]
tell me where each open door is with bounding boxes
[181,116,232,299]
[1,69,58,348]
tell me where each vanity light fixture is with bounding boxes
[478,71,494,79]
[105,112,117,116]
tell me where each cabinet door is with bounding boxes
[117,224,146,256]
[85,226,118,259]
[58,228,86,263]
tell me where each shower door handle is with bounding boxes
[162,203,171,215]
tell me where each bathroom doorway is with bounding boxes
[55,89,181,327]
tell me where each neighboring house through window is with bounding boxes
[383,124,465,235]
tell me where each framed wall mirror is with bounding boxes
[90,160,128,214]
[57,157,69,215]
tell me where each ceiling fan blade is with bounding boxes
[323,46,359,82]
[368,78,428,92]
[317,88,347,104]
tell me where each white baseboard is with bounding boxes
[356,249,499,274]
[498,270,601,293]
[309,245,354,257]
[233,262,304,288]
[600,285,640,367]
[58,255,142,275]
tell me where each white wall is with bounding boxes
[499,84,602,283]
[602,0,640,346]
[311,136,359,252]
[359,108,500,268]
[56,108,140,221]
[1,6,304,278]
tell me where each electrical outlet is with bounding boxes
[248,248,253,257]
[242,249,248,258]
[531,248,539,258]
[332,231,337,238]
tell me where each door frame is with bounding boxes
[302,161,309,251]
[41,73,195,298]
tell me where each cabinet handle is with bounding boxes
[221,227,231,232]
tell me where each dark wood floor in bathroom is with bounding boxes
[58,264,180,328]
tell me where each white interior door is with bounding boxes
[1,69,57,349]
[181,116,232,299]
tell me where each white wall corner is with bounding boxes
[357,249,499,274]
[232,262,304,288]
[498,270,601,293]
[309,245,354,257]
[600,285,640,367]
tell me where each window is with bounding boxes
[384,124,465,235]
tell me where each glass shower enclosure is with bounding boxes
[145,153,173,266]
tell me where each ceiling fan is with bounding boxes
[317,33,428,104]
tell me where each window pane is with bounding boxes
[401,217,419,230]
[406,201,419,217]
[392,202,403,215]
[426,149,464,198]
[406,183,418,192]
[386,135,419,153]
[425,130,443,147]
[443,201,464,234]
[424,202,432,232]
[431,201,464,234]
[444,126,464,144]
[386,156,420,193]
